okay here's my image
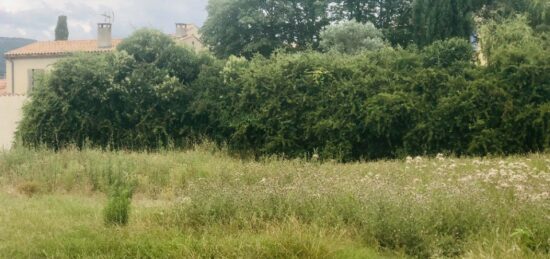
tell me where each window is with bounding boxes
[27,69,44,93]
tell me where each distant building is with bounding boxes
[4,22,203,95]
[173,23,205,51]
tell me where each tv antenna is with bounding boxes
[100,10,115,24]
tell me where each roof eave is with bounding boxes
[4,49,115,59]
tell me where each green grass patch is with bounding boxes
[0,147,549,258]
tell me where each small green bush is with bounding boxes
[103,180,135,226]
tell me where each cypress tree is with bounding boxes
[412,0,477,46]
[55,15,69,41]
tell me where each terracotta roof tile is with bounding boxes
[5,39,123,58]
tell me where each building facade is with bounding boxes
[173,23,205,51]
[4,23,203,95]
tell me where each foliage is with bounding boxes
[479,16,537,64]
[330,0,415,46]
[103,172,135,226]
[116,29,176,64]
[421,38,475,68]
[18,29,213,150]
[411,0,484,46]
[320,20,386,54]
[528,0,550,30]
[201,0,410,57]
[18,53,113,149]
[480,0,550,30]
[55,15,69,41]
[211,34,547,159]
[18,19,550,160]
[201,0,331,58]
[200,0,550,57]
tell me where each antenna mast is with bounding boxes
[100,10,115,24]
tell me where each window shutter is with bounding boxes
[34,69,44,90]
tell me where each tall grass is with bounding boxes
[103,178,135,226]
[0,146,549,258]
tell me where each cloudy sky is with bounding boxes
[0,0,209,41]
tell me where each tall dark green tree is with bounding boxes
[411,0,484,46]
[201,0,548,55]
[331,0,379,23]
[201,0,331,58]
[378,0,414,45]
[332,0,414,46]
[55,15,69,41]
[479,0,530,19]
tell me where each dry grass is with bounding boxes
[0,146,548,258]
[15,180,42,197]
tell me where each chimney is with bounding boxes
[175,23,188,37]
[97,23,112,48]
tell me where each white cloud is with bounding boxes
[0,0,37,13]
[16,28,28,36]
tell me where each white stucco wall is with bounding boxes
[6,57,60,95]
[5,59,12,93]
[0,95,26,150]
[178,36,205,51]
[186,25,200,37]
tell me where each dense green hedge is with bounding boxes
[18,30,215,150]
[212,38,549,160]
[18,21,550,160]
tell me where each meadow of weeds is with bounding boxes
[0,146,549,258]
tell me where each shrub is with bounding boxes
[421,38,474,68]
[320,20,386,54]
[17,23,550,160]
[18,29,212,150]
[103,178,135,226]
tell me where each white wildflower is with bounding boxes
[459,175,473,182]
[515,185,525,192]
[499,182,510,188]
[406,156,413,164]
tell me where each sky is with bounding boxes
[0,0,209,41]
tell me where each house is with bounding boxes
[4,22,203,95]
[173,23,205,51]
[4,23,120,95]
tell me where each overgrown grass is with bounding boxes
[0,146,549,258]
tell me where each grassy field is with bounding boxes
[0,146,549,258]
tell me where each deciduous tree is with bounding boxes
[320,20,385,54]
[201,0,331,58]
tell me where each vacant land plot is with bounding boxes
[0,147,549,258]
